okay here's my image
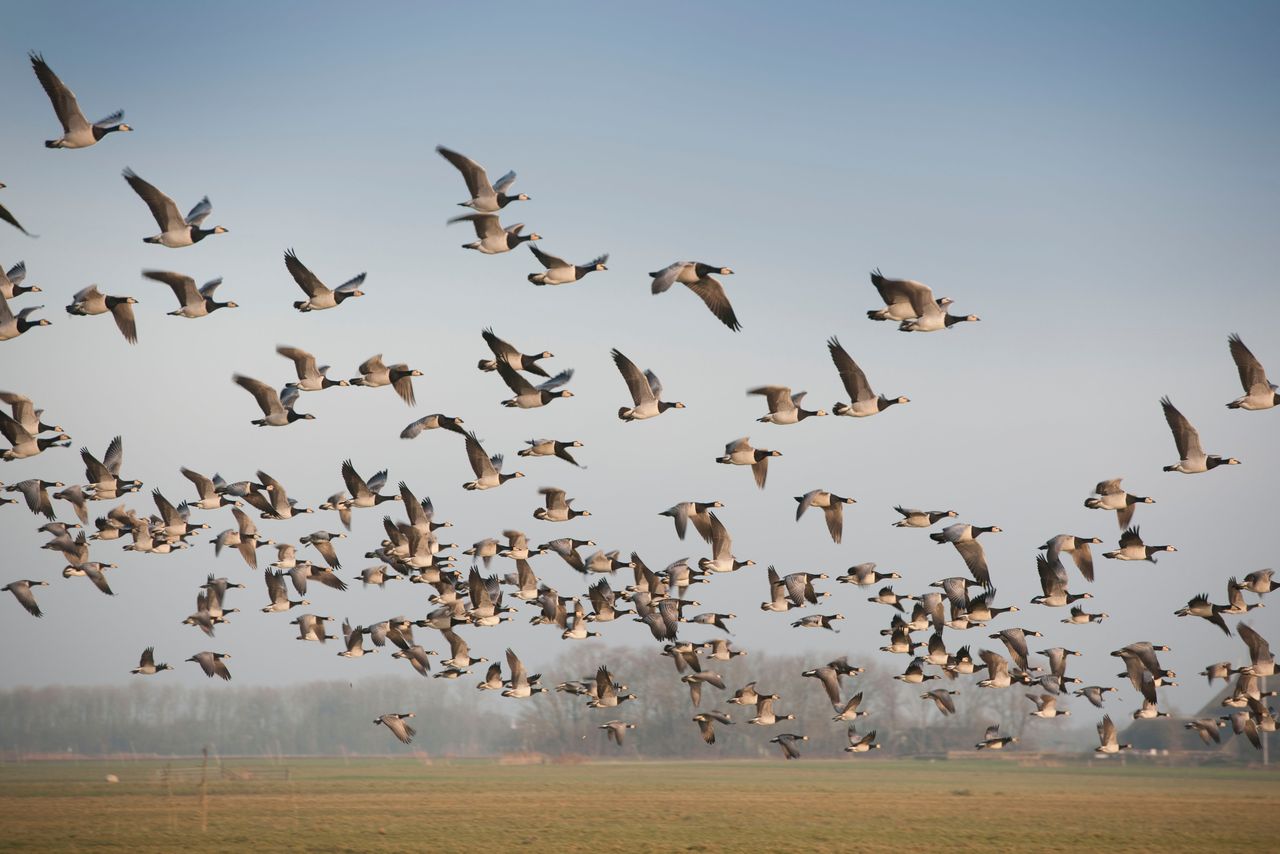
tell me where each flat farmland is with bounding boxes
[0,758,1275,852]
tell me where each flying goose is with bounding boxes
[80,436,142,499]
[187,651,231,680]
[795,489,856,543]
[586,665,629,717]
[562,598,603,640]
[600,720,636,746]
[1039,534,1103,583]
[727,682,765,707]
[1102,527,1175,562]
[612,349,684,420]
[1199,662,1237,685]
[6,479,63,519]
[233,374,314,426]
[300,531,347,571]
[802,663,848,709]
[1220,578,1263,617]
[898,288,980,332]
[337,619,376,657]
[224,507,273,568]
[660,501,722,542]
[837,563,901,586]
[0,292,51,341]
[792,613,844,632]
[63,560,115,597]
[964,590,1018,624]
[439,628,487,669]
[977,650,1012,689]
[289,614,332,640]
[844,727,880,753]
[276,346,348,391]
[681,671,726,707]
[866,270,948,322]
[1060,605,1107,624]
[698,512,754,574]
[1083,478,1154,529]
[1238,624,1274,676]
[478,328,553,377]
[1112,642,1176,685]
[893,656,936,683]
[1027,693,1070,719]
[976,724,1017,750]
[64,286,138,343]
[374,712,416,744]
[1131,671,1169,720]
[143,270,237,317]
[827,337,909,417]
[0,185,34,236]
[649,261,740,331]
[450,213,539,253]
[715,437,780,489]
[437,145,528,211]
[263,570,309,613]
[3,579,47,617]
[284,249,365,311]
[476,660,504,686]
[748,695,794,726]
[1160,397,1239,473]
[692,710,733,745]
[832,691,869,722]
[461,431,523,490]
[0,410,68,461]
[770,733,807,760]
[1225,334,1278,410]
[518,439,584,468]
[748,386,826,424]
[341,460,399,510]
[0,391,59,435]
[688,613,736,635]
[494,361,574,408]
[1235,569,1279,596]
[151,488,207,541]
[760,566,800,612]
[1030,554,1093,607]
[30,52,131,148]
[528,246,608,285]
[400,414,466,439]
[921,689,960,715]
[131,647,171,675]
[123,169,226,247]
[892,506,958,528]
[0,262,40,299]
[1185,718,1225,746]
[534,487,590,522]
[52,485,89,524]
[349,355,422,405]
[1073,685,1117,708]
[179,469,240,511]
[930,523,1000,590]
[500,648,546,698]
[1174,593,1231,636]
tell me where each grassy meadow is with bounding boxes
[0,757,1276,852]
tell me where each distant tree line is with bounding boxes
[0,648,1257,760]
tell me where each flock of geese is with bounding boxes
[3,51,1278,760]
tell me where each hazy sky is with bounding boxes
[1,1,1277,716]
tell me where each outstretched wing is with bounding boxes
[284,249,327,297]
[123,169,185,233]
[30,52,88,134]
[687,276,741,331]
[827,336,872,402]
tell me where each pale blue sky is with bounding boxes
[1,2,1277,715]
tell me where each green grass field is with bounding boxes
[1,758,1275,852]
